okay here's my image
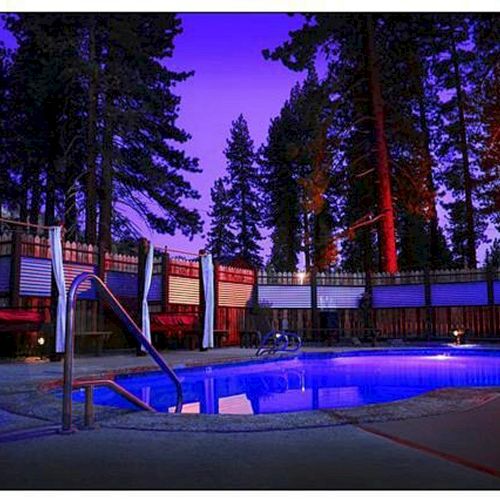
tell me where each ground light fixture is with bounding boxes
[37,335,46,360]
[452,328,465,345]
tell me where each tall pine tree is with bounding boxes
[206,177,237,260]
[432,14,488,267]
[264,14,400,272]
[473,15,500,232]
[1,14,203,248]
[259,73,338,272]
[224,114,263,267]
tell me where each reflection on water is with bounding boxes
[73,351,500,415]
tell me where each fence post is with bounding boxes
[486,266,496,335]
[198,250,206,351]
[9,231,22,308]
[49,233,63,361]
[213,261,219,332]
[424,266,434,339]
[365,269,374,333]
[136,237,148,355]
[252,267,259,309]
[97,244,107,331]
[161,246,169,313]
[310,265,319,332]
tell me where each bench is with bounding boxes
[214,330,229,348]
[151,313,200,350]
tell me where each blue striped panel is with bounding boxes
[64,263,96,299]
[373,284,425,308]
[20,257,98,298]
[20,257,52,296]
[148,275,162,301]
[318,286,364,309]
[258,285,311,309]
[0,256,10,292]
[431,282,488,306]
[106,271,138,298]
[493,281,500,305]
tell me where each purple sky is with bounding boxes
[0,13,496,263]
[151,13,307,256]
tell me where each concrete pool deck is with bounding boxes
[0,346,499,489]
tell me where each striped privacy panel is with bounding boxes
[373,284,425,308]
[0,256,10,292]
[64,263,96,299]
[19,258,51,297]
[317,286,364,309]
[168,276,200,305]
[19,257,96,298]
[148,275,162,302]
[218,282,254,308]
[431,282,488,306]
[105,271,138,298]
[493,281,500,305]
[258,285,311,308]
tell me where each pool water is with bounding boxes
[71,349,500,415]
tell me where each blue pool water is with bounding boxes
[71,348,500,415]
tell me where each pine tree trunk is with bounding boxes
[413,53,440,267]
[64,173,77,239]
[19,167,29,223]
[450,36,477,268]
[98,30,114,253]
[240,188,247,261]
[303,209,311,272]
[44,171,56,226]
[365,15,398,273]
[85,18,98,244]
[29,165,41,227]
[98,103,113,252]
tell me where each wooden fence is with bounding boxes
[0,231,499,354]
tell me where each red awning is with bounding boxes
[151,314,198,331]
[0,310,45,324]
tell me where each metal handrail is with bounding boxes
[73,379,157,412]
[62,272,183,432]
[73,379,156,428]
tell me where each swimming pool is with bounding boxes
[71,348,500,415]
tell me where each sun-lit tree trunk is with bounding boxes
[365,15,398,273]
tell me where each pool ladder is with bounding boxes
[61,272,183,433]
[256,330,303,357]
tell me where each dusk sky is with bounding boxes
[161,13,307,256]
[0,13,307,257]
[0,13,496,262]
